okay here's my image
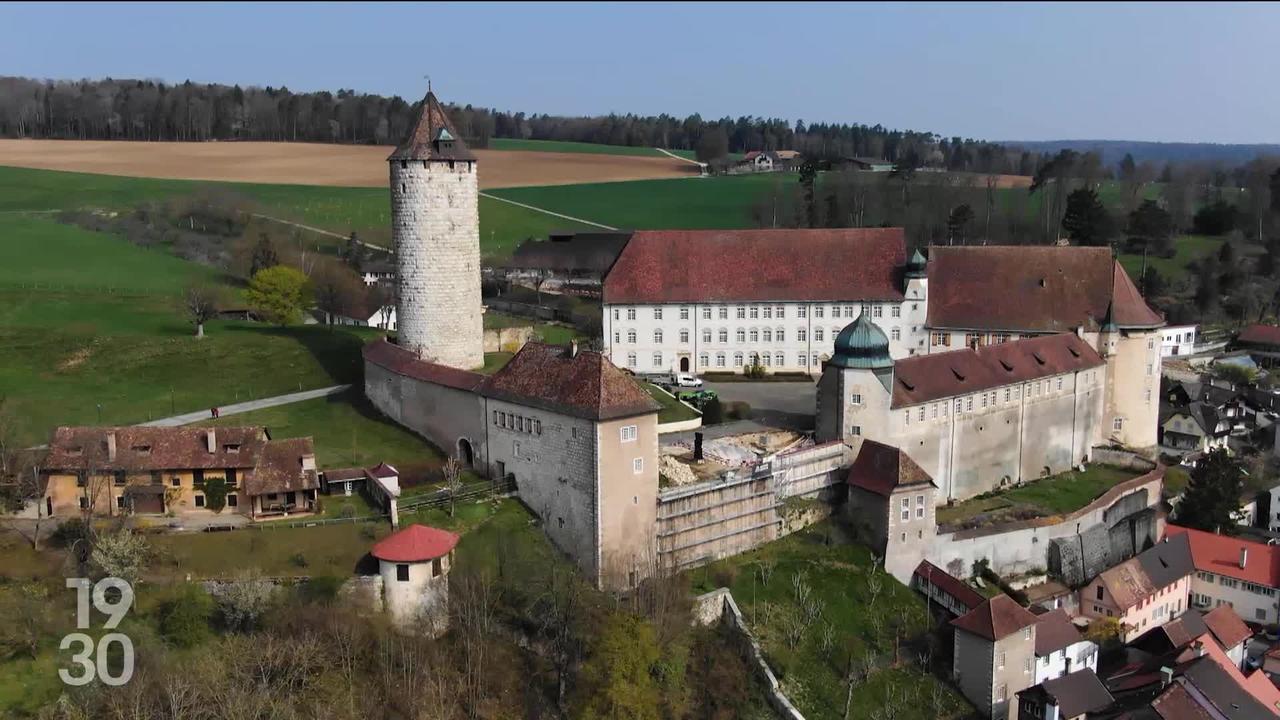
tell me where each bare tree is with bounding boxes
[183,284,219,338]
[442,458,463,518]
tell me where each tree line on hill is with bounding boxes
[2,75,1011,173]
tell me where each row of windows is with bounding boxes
[84,493,239,510]
[625,351,828,369]
[1200,572,1277,597]
[894,375,1076,426]
[493,410,542,436]
[612,325,907,345]
[898,494,926,521]
[79,470,238,488]
[930,331,1019,348]
[611,303,906,322]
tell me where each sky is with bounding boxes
[2,2,1277,144]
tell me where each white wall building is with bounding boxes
[1033,610,1099,685]
[1161,324,1198,358]
[370,523,457,635]
[601,228,927,374]
[1172,525,1280,625]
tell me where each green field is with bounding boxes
[488,173,789,229]
[690,523,970,720]
[0,165,593,259]
[198,388,442,470]
[936,464,1137,528]
[1119,234,1224,285]
[0,214,381,445]
[643,383,701,424]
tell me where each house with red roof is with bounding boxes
[1167,524,1280,626]
[951,594,1040,719]
[845,439,938,582]
[1079,533,1193,642]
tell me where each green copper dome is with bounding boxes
[905,248,928,279]
[830,314,893,369]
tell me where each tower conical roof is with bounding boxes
[830,313,893,369]
[389,90,476,162]
[905,247,928,279]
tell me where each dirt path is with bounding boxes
[139,385,351,427]
[478,192,617,230]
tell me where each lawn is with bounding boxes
[643,382,701,424]
[689,523,970,720]
[197,388,443,470]
[487,173,793,229]
[0,165,595,259]
[1119,234,1223,286]
[147,521,391,580]
[936,464,1137,529]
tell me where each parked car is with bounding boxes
[672,372,703,388]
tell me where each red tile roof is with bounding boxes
[480,342,660,421]
[890,332,1104,408]
[1237,324,1280,348]
[951,594,1038,641]
[363,339,485,392]
[388,91,476,162]
[1166,525,1280,588]
[1034,609,1085,655]
[913,560,985,613]
[370,524,459,563]
[45,426,269,471]
[847,439,935,497]
[368,462,399,479]
[927,246,1161,331]
[244,437,319,496]
[601,228,907,304]
[1202,606,1252,651]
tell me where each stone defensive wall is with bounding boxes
[928,462,1165,581]
[656,441,849,571]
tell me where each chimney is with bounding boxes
[1240,547,1248,569]
[106,432,117,462]
[568,339,578,358]
[1159,666,1174,688]
[206,429,216,454]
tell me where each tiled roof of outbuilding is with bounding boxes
[927,246,1161,331]
[847,439,935,497]
[951,594,1038,641]
[601,228,907,304]
[371,524,459,562]
[479,342,660,421]
[244,437,319,496]
[889,332,1104,408]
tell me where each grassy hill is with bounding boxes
[488,138,689,158]
[0,165,594,259]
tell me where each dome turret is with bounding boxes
[905,248,928,279]
[830,313,893,369]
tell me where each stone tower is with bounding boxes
[389,89,484,370]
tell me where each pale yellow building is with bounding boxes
[41,426,318,520]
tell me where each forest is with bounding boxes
[0,76,1013,172]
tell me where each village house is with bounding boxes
[502,231,631,297]
[1167,524,1280,625]
[840,156,896,172]
[1107,630,1280,717]
[951,594,1040,719]
[40,426,319,519]
[371,523,457,635]
[1032,609,1099,684]
[818,317,1108,502]
[360,255,396,287]
[1234,323,1280,368]
[1015,669,1113,720]
[1131,605,1254,672]
[1160,404,1233,456]
[1079,533,1193,642]
[912,559,986,618]
[1161,324,1199,358]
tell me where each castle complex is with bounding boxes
[365,87,1168,593]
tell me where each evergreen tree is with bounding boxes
[342,232,364,270]
[1195,255,1221,313]
[798,160,818,228]
[947,204,976,245]
[1171,449,1247,533]
[1061,187,1113,246]
[1140,266,1166,297]
[1127,200,1174,255]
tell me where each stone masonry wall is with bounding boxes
[391,158,484,370]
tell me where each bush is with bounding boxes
[203,477,228,513]
[339,503,357,519]
[702,398,724,424]
[712,566,738,589]
[159,584,214,649]
[298,575,344,605]
[360,525,378,541]
[50,518,90,549]
[289,552,308,568]
[725,401,752,421]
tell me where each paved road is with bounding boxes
[702,380,817,431]
[139,385,351,427]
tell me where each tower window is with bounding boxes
[401,183,406,193]
[400,160,407,169]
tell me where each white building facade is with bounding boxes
[600,228,926,375]
[1161,325,1198,358]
